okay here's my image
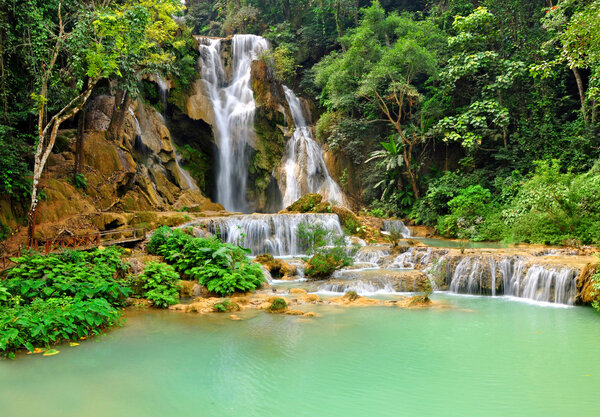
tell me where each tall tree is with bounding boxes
[27,0,182,243]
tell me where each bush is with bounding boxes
[147,228,266,297]
[0,298,121,357]
[297,221,354,279]
[0,247,130,357]
[268,297,287,312]
[141,262,181,308]
[437,185,493,240]
[4,247,131,305]
[73,173,87,190]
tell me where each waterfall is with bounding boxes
[197,35,269,212]
[278,86,345,207]
[382,220,411,238]
[191,213,343,256]
[441,254,578,305]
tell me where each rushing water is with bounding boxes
[192,213,344,256]
[1,296,598,417]
[278,86,344,207]
[197,35,269,212]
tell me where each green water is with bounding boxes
[1,295,599,417]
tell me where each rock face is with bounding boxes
[9,88,227,240]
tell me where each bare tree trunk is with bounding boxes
[28,80,98,245]
[74,106,86,176]
[107,89,129,141]
[572,67,588,124]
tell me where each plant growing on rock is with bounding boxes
[268,297,288,312]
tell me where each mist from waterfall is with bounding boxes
[197,35,269,212]
[279,86,345,207]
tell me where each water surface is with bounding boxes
[1,295,598,417]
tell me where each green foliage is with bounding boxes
[591,265,600,312]
[345,290,359,301]
[437,185,492,240]
[0,297,121,356]
[268,297,288,312]
[297,221,354,279]
[4,248,131,305]
[140,262,180,308]
[0,247,130,356]
[73,173,87,190]
[0,221,10,241]
[285,193,323,212]
[146,227,266,297]
[0,127,31,200]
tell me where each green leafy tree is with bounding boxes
[533,0,600,123]
[435,7,526,151]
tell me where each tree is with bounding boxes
[533,0,600,123]
[27,0,183,244]
[435,7,526,151]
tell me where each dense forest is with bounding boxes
[1,0,599,246]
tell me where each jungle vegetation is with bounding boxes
[1,0,599,246]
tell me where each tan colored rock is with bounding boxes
[285,309,305,316]
[301,294,321,303]
[289,288,307,296]
[185,79,215,125]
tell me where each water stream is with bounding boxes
[278,86,344,207]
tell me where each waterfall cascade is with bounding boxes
[278,86,345,207]
[382,220,411,238]
[191,213,343,256]
[196,34,344,212]
[434,254,579,305]
[197,35,269,212]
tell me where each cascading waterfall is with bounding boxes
[278,86,345,207]
[382,220,411,238]
[441,255,578,304]
[192,213,343,256]
[197,35,269,212]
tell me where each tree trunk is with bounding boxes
[28,79,98,245]
[572,67,588,124]
[107,89,129,141]
[74,106,86,176]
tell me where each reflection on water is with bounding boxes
[1,296,599,417]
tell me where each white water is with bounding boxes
[192,213,343,256]
[440,255,578,305]
[278,86,345,208]
[197,35,269,212]
[382,220,411,238]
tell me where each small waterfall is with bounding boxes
[442,255,578,305]
[390,248,432,269]
[354,247,390,267]
[382,220,411,238]
[192,213,343,256]
[197,35,269,212]
[278,86,345,207]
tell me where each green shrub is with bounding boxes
[73,173,87,190]
[305,252,345,279]
[147,228,266,297]
[141,262,180,308]
[268,297,287,312]
[0,221,9,240]
[345,290,359,301]
[0,298,121,357]
[0,247,130,357]
[437,185,493,240]
[4,247,131,305]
